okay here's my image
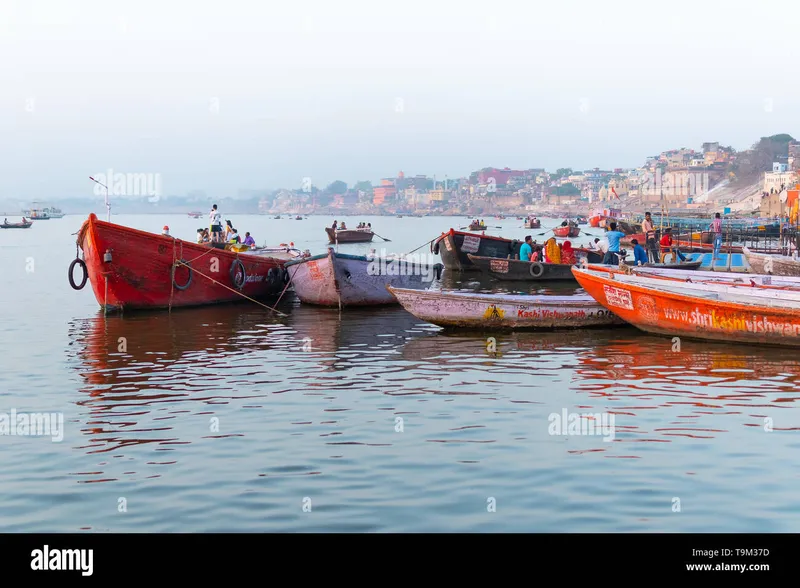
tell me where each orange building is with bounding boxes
[373,179,396,205]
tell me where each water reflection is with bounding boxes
[399,328,800,457]
[66,300,437,466]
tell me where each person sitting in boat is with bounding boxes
[561,240,577,265]
[243,232,256,248]
[659,227,687,262]
[162,225,170,236]
[630,238,648,266]
[544,237,561,263]
[340,221,347,230]
[520,235,533,261]
[367,223,372,230]
[3,218,6,225]
[228,228,241,244]
[331,220,338,230]
[196,228,205,244]
[531,245,541,262]
[561,220,568,227]
[223,220,235,241]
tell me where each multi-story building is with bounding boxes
[373,179,397,205]
[763,164,797,194]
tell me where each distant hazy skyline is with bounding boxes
[2,0,798,199]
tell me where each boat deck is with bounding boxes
[684,252,750,272]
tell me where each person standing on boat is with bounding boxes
[710,212,723,259]
[561,241,577,265]
[603,222,626,265]
[630,239,648,266]
[210,204,222,242]
[642,212,658,263]
[520,236,533,261]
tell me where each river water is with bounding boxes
[1,213,799,532]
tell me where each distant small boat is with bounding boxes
[187,211,203,219]
[524,218,541,229]
[1,219,33,229]
[286,248,442,307]
[576,217,588,225]
[274,215,282,219]
[325,227,374,244]
[743,246,800,277]
[295,215,303,220]
[467,254,577,282]
[388,287,624,330]
[469,222,487,230]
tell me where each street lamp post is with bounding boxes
[89,176,110,221]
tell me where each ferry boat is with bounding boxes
[23,205,64,219]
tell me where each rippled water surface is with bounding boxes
[2,214,800,532]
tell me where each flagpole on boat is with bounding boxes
[89,176,110,222]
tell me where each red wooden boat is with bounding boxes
[553,225,580,238]
[70,213,295,312]
[588,215,601,228]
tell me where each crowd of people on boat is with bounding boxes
[518,235,577,264]
[175,204,258,249]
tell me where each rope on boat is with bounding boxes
[172,259,288,317]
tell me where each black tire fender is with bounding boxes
[230,259,246,290]
[68,258,88,290]
[529,262,545,278]
[172,259,193,291]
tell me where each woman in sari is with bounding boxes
[544,237,561,264]
[561,240,577,265]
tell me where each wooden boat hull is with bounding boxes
[626,266,800,287]
[432,229,521,271]
[1,222,33,229]
[325,227,374,243]
[553,226,580,238]
[573,267,800,347]
[389,287,624,330]
[467,254,576,282]
[469,224,488,231]
[742,246,800,277]
[589,215,601,228]
[674,240,743,254]
[588,260,703,270]
[76,213,289,313]
[524,221,541,229]
[287,249,442,307]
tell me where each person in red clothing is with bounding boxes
[659,228,687,262]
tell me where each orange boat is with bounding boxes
[70,213,298,313]
[588,215,602,228]
[572,266,800,347]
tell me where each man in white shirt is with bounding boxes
[209,204,222,242]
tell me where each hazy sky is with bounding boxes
[1,0,798,200]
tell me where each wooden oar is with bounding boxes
[372,232,391,242]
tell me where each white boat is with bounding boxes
[742,246,800,277]
[388,287,625,329]
[23,204,64,219]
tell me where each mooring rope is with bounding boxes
[172,259,288,316]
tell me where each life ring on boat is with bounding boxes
[433,263,443,280]
[267,267,280,284]
[172,259,192,290]
[529,262,545,278]
[68,258,88,290]
[230,259,246,290]
[282,268,290,284]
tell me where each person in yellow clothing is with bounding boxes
[544,237,561,264]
